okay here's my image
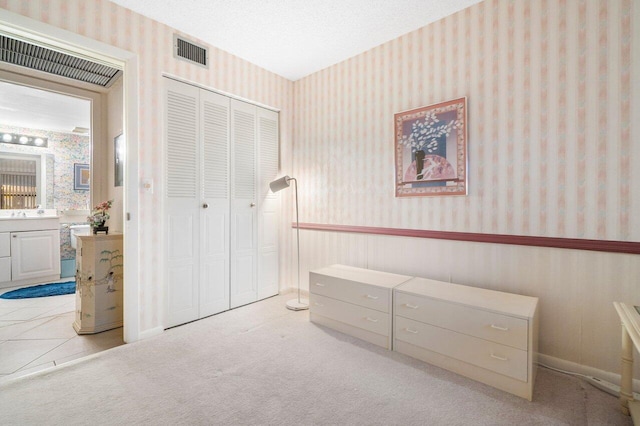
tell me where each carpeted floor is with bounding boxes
[0,295,632,425]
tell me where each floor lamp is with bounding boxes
[269,175,308,311]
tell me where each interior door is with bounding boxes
[165,78,200,328]
[257,107,279,300]
[230,99,258,308]
[199,89,230,317]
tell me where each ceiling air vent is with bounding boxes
[173,34,208,68]
[0,35,120,87]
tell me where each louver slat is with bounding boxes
[233,111,255,199]
[259,117,278,199]
[167,91,197,198]
[203,102,228,199]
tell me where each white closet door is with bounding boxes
[199,90,230,317]
[165,79,200,328]
[257,107,279,300]
[230,99,258,308]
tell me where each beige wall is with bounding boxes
[0,0,295,332]
[291,0,639,377]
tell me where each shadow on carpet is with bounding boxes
[0,281,76,299]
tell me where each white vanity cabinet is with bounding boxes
[0,216,61,288]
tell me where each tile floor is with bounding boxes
[0,282,124,382]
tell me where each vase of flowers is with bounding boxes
[87,200,113,234]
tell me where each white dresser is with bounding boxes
[393,277,539,400]
[309,264,412,349]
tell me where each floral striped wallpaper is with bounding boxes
[0,0,294,332]
[294,0,637,243]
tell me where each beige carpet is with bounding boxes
[0,295,631,425]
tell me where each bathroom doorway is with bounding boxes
[0,68,126,380]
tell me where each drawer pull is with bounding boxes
[405,328,419,334]
[365,295,379,300]
[314,302,324,307]
[404,303,419,309]
[490,324,509,331]
[314,283,326,287]
[365,317,379,323]
[490,353,508,361]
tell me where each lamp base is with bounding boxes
[286,298,309,311]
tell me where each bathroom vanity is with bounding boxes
[0,215,61,288]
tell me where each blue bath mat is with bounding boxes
[0,281,76,299]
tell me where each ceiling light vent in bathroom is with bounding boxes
[173,34,208,68]
[0,35,121,87]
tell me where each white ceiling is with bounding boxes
[109,0,482,81]
[0,81,90,134]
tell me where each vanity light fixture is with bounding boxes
[0,132,48,148]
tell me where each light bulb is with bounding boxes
[34,138,44,146]
[19,136,28,144]
[2,133,11,142]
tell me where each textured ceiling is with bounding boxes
[109,0,482,81]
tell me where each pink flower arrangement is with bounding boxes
[87,200,113,227]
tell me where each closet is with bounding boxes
[164,77,279,328]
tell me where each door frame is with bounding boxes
[0,9,141,342]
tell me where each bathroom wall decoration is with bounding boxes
[394,97,467,197]
[74,163,90,190]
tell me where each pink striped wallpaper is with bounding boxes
[0,0,294,331]
[294,0,636,242]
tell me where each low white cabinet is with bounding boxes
[393,277,539,400]
[73,233,123,334]
[309,264,412,349]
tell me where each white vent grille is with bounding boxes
[167,90,198,198]
[202,101,228,199]
[0,35,120,87]
[259,117,278,199]
[174,34,208,68]
[233,110,255,199]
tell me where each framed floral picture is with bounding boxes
[394,97,467,197]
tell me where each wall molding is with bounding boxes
[293,223,640,255]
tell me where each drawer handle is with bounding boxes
[314,302,324,307]
[314,283,326,287]
[364,317,379,323]
[365,295,379,300]
[405,328,419,334]
[490,324,509,331]
[404,303,419,309]
[490,353,508,361]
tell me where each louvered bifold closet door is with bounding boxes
[199,90,230,317]
[165,78,200,328]
[257,107,279,300]
[230,99,258,308]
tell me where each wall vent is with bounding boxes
[173,34,208,68]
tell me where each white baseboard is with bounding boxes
[138,326,164,340]
[539,353,640,393]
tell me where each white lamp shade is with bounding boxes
[269,175,291,193]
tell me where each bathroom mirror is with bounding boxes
[0,151,54,209]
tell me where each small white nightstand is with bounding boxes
[613,302,640,421]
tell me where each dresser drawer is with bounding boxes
[395,292,528,350]
[0,232,9,257]
[309,272,390,313]
[395,316,528,382]
[310,293,390,336]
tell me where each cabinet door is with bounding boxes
[165,78,200,328]
[230,99,258,308]
[257,107,279,300]
[11,230,60,280]
[199,89,230,317]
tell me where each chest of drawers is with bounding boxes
[393,277,539,400]
[309,264,412,349]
